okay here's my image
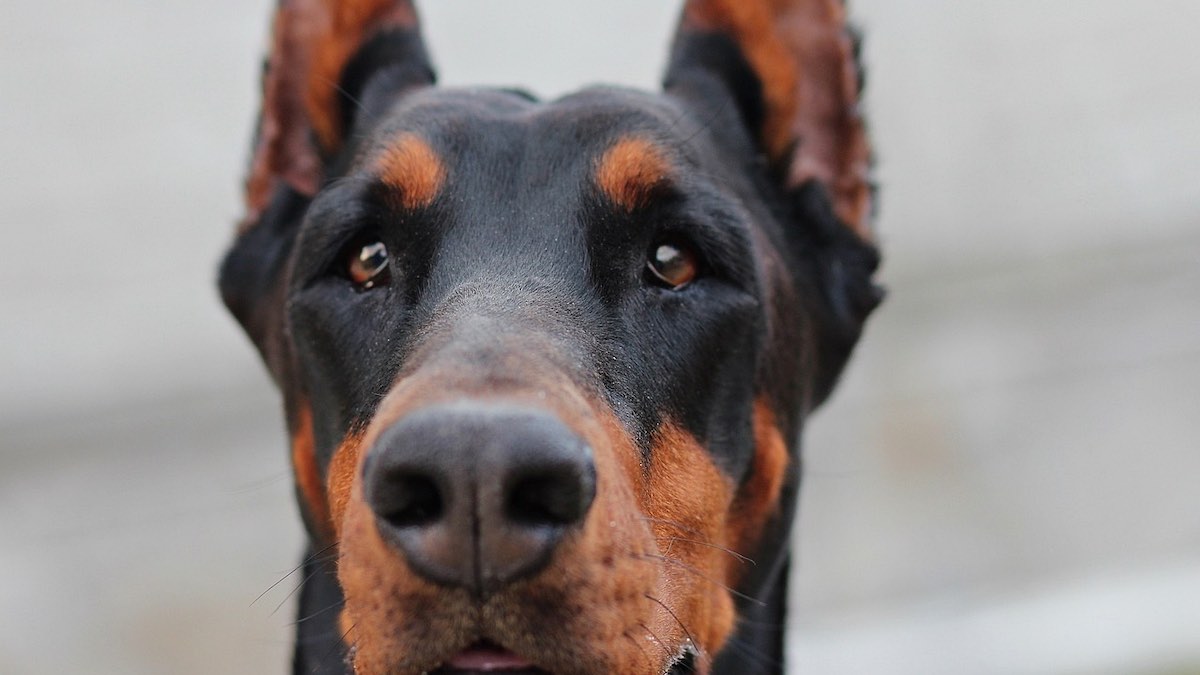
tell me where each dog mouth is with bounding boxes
[427,640,698,675]
[430,642,546,674]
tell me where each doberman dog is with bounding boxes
[219,1,880,673]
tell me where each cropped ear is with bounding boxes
[664,0,872,241]
[665,1,881,410]
[222,0,434,381]
[241,0,434,232]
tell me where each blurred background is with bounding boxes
[1,1,1197,673]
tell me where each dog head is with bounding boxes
[220,1,879,673]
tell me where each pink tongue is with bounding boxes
[446,645,533,671]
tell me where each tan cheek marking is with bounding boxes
[644,421,738,657]
[326,430,367,535]
[290,405,334,541]
[595,136,673,211]
[727,399,790,577]
[375,133,448,209]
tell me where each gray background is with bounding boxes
[2,1,1198,673]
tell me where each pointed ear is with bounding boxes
[222,0,433,382]
[664,0,872,240]
[241,0,434,232]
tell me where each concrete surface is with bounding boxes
[1,1,1197,673]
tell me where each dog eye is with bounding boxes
[345,238,391,290]
[645,241,698,290]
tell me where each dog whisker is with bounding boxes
[643,594,704,666]
[637,620,672,660]
[637,553,767,607]
[722,634,783,672]
[290,598,346,627]
[622,628,654,665]
[314,621,356,674]
[251,541,338,608]
[679,87,735,147]
[639,515,709,539]
[273,567,321,616]
[657,535,755,566]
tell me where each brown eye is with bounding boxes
[645,241,698,290]
[346,239,391,290]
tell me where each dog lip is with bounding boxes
[437,641,541,672]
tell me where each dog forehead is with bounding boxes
[356,86,700,182]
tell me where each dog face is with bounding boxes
[220,1,879,673]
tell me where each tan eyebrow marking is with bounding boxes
[374,132,447,209]
[595,136,674,211]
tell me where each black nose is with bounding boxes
[362,402,596,595]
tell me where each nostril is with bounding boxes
[505,463,595,527]
[362,404,598,593]
[378,472,443,528]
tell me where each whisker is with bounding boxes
[622,629,653,665]
[227,470,291,495]
[637,620,671,659]
[733,615,787,630]
[251,542,338,607]
[640,516,708,539]
[723,634,783,672]
[314,621,356,674]
[290,598,345,626]
[312,74,368,116]
[679,89,735,146]
[643,593,701,664]
[274,566,321,616]
[639,553,767,607]
[658,535,755,566]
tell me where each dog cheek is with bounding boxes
[726,398,790,576]
[325,432,367,535]
[339,487,405,674]
[338,474,473,675]
[340,503,413,674]
[290,404,336,541]
[642,421,739,658]
[539,445,661,673]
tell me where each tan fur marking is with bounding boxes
[326,430,366,535]
[595,136,673,211]
[643,421,739,659]
[375,133,447,209]
[727,399,790,578]
[290,405,334,542]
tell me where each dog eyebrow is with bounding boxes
[374,132,447,209]
[595,136,674,211]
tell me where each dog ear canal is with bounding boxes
[662,0,874,243]
[240,0,436,233]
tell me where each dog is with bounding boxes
[219,1,880,673]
